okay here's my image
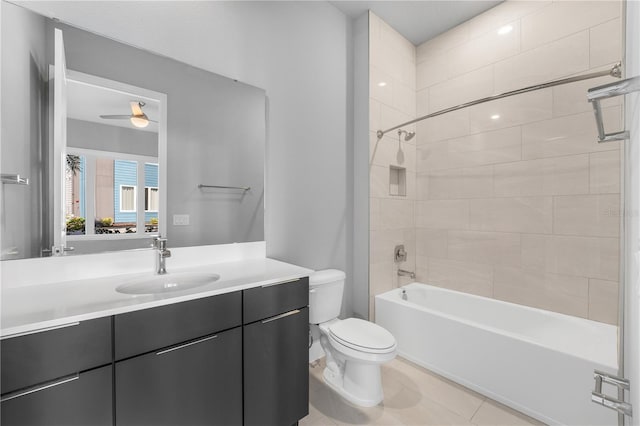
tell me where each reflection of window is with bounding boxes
[65,147,159,238]
[145,187,159,212]
[120,185,137,212]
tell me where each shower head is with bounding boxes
[398,129,416,141]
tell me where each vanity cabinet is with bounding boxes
[243,278,310,426]
[0,317,113,426]
[116,328,242,426]
[1,276,310,426]
[114,291,243,426]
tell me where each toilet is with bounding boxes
[309,269,397,407]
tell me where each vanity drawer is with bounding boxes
[243,277,309,324]
[115,291,241,360]
[1,317,112,395]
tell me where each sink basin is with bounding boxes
[116,272,221,295]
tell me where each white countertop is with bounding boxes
[1,258,313,338]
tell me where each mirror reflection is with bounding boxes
[0,1,266,260]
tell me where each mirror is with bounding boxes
[0,1,266,260]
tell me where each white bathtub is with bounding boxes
[375,283,618,426]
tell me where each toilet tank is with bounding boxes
[309,269,346,324]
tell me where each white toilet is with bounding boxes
[309,269,397,407]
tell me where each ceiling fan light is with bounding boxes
[130,115,149,128]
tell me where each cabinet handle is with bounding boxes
[1,374,79,403]
[261,278,300,288]
[261,309,301,324]
[2,322,80,340]
[156,334,218,356]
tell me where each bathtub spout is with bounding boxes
[397,269,415,279]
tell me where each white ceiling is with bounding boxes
[67,79,159,133]
[330,1,502,46]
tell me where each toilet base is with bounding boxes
[322,360,384,407]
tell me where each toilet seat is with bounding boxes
[328,318,396,354]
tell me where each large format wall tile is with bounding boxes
[423,165,493,200]
[417,126,521,171]
[493,155,589,197]
[370,3,622,324]
[469,197,553,234]
[553,194,620,237]
[590,150,621,194]
[522,107,621,160]
[494,266,589,318]
[521,234,618,281]
[494,31,590,93]
[427,258,493,297]
[416,200,470,230]
[588,278,619,325]
[448,230,521,267]
[520,1,620,51]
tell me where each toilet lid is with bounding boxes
[329,318,396,353]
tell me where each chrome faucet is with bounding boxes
[153,237,171,275]
[397,269,415,279]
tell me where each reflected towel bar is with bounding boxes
[376,62,623,139]
[588,74,640,143]
[198,184,250,191]
[1,174,29,185]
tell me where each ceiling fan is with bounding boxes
[99,101,156,128]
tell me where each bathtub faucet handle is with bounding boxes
[394,245,407,262]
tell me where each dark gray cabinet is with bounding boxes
[243,278,309,426]
[1,365,113,426]
[116,327,242,426]
[1,277,310,426]
[1,317,113,426]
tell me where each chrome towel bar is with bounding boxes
[1,174,29,185]
[198,184,250,191]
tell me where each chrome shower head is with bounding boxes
[398,129,416,141]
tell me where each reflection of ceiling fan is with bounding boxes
[99,101,156,128]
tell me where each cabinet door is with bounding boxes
[244,307,309,426]
[1,317,112,394]
[0,365,112,426]
[116,327,242,426]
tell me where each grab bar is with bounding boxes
[198,184,250,191]
[588,75,640,143]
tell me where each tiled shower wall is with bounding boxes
[369,12,417,316]
[370,1,623,324]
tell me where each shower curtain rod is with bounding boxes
[376,63,622,139]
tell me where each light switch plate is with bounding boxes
[173,214,190,226]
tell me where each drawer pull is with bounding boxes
[1,374,79,402]
[2,322,80,340]
[156,334,218,356]
[261,309,301,324]
[261,278,300,288]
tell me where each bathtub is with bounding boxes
[375,283,618,426]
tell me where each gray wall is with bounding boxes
[351,13,370,320]
[56,22,266,249]
[0,2,48,260]
[67,118,158,157]
[14,1,355,315]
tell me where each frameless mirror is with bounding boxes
[0,1,265,260]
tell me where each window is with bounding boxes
[145,187,159,212]
[65,148,159,238]
[120,185,137,212]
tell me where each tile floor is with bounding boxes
[301,357,545,426]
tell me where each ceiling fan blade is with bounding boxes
[130,101,144,116]
[99,114,131,120]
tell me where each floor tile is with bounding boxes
[305,357,544,426]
